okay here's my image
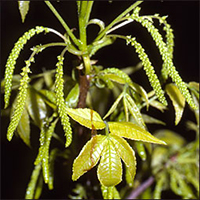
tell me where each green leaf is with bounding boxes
[66,108,106,129]
[125,93,145,128]
[103,92,124,119]
[149,100,167,112]
[18,1,30,23]
[26,87,47,128]
[153,173,166,199]
[103,73,126,84]
[165,83,186,125]
[108,122,166,145]
[17,107,31,147]
[65,83,79,108]
[110,135,136,184]
[142,114,166,125]
[72,135,106,181]
[153,130,185,150]
[169,169,195,199]
[130,82,149,110]
[97,138,122,187]
[10,95,30,146]
[101,185,121,199]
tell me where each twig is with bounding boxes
[126,176,155,199]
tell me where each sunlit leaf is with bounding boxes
[66,108,106,129]
[108,122,166,145]
[26,87,47,128]
[149,100,167,112]
[17,107,31,147]
[101,185,120,199]
[165,83,185,125]
[65,83,79,108]
[125,93,145,128]
[18,1,30,23]
[130,82,149,109]
[72,135,107,181]
[110,135,136,184]
[97,139,122,187]
[103,92,124,119]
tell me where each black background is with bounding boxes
[1,1,199,199]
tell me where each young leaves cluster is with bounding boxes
[71,112,166,189]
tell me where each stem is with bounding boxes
[78,1,88,48]
[48,28,68,42]
[85,1,94,25]
[94,1,143,41]
[77,73,90,108]
[45,1,80,47]
[126,176,155,199]
[78,1,93,74]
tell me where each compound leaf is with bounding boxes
[108,122,166,145]
[66,108,106,129]
[165,83,185,125]
[97,138,122,187]
[72,135,106,181]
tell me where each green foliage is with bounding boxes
[2,1,199,199]
[18,1,30,23]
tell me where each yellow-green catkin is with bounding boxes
[7,58,33,141]
[127,36,167,106]
[42,119,58,184]
[55,55,72,147]
[131,8,197,109]
[4,26,49,109]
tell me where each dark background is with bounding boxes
[1,1,199,199]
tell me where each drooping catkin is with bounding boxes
[127,36,167,106]
[4,26,49,109]
[55,55,72,147]
[130,8,197,109]
[7,58,33,141]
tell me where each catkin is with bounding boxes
[127,37,167,106]
[55,55,72,147]
[7,59,32,141]
[131,8,197,109]
[4,26,49,109]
